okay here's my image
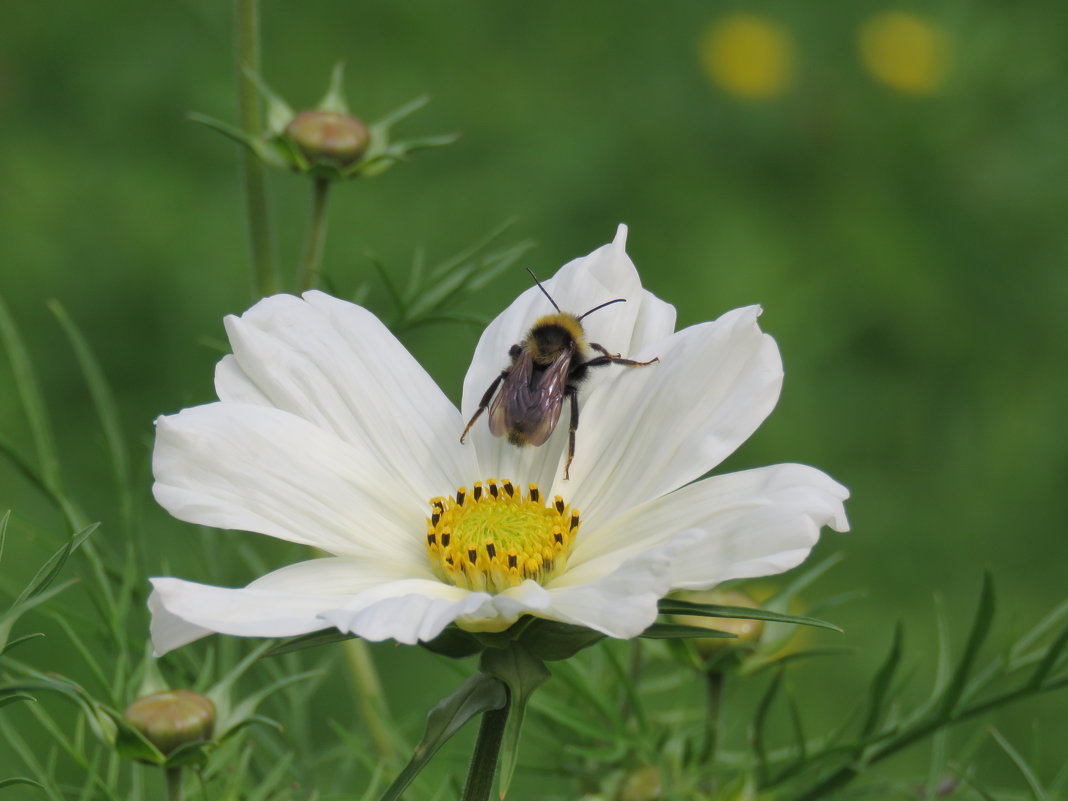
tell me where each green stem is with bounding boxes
[342,638,398,763]
[235,0,278,297]
[164,767,184,801]
[699,669,725,765]
[298,177,332,291]
[461,702,510,801]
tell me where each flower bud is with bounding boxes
[123,689,216,755]
[285,110,371,166]
[617,764,662,801]
[673,588,765,661]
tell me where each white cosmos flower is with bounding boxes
[149,225,849,656]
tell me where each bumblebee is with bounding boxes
[461,271,658,479]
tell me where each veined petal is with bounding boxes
[461,224,676,487]
[153,402,425,560]
[561,306,782,527]
[220,291,475,501]
[565,463,849,589]
[149,556,439,655]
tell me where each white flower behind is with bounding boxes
[149,225,848,655]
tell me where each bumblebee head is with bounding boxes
[526,313,586,365]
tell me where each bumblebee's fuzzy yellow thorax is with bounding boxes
[524,312,589,365]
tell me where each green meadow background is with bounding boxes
[2,0,1066,795]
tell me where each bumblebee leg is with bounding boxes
[564,387,579,480]
[589,342,621,359]
[460,370,508,443]
[583,354,660,369]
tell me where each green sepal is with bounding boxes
[262,628,357,657]
[420,625,486,659]
[317,61,350,114]
[241,67,295,135]
[109,711,167,765]
[162,738,215,770]
[657,598,843,633]
[378,672,507,801]
[480,644,551,799]
[516,619,605,661]
[186,112,286,167]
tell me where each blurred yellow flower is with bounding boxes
[699,14,795,99]
[858,11,951,95]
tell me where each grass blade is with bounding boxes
[938,573,995,717]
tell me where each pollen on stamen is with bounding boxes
[425,478,580,594]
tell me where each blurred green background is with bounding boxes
[2,0,1067,794]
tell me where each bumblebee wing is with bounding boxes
[488,350,532,439]
[493,347,572,446]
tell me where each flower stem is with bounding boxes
[461,702,510,801]
[699,669,725,765]
[342,638,398,763]
[235,0,278,297]
[164,767,184,801]
[297,177,332,291]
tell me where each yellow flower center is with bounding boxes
[425,479,580,594]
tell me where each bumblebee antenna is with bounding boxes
[526,268,561,312]
[578,298,626,320]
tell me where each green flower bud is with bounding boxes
[285,110,371,166]
[617,764,662,801]
[122,690,216,755]
[673,588,765,661]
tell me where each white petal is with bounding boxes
[214,355,271,406]
[561,306,782,527]
[222,291,475,501]
[149,556,437,655]
[542,528,703,638]
[153,402,424,560]
[566,463,849,590]
[461,225,676,487]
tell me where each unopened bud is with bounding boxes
[673,588,765,660]
[617,764,662,801]
[123,689,216,755]
[285,110,371,166]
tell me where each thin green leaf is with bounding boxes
[15,522,97,603]
[752,668,784,785]
[0,580,79,655]
[862,622,903,737]
[989,727,1048,801]
[0,510,8,565]
[0,632,45,653]
[640,622,738,640]
[744,647,856,675]
[658,599,843,633]
[938,573,995,717]
[48,301,133,527]
[764,553,844,609]
[0,777,45,791]
[1029,621,1068,689]
[427,219,518,283]
[0,294,61,492]
[0,693,36,709]
[378,672,507,801]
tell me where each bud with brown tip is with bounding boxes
[122,689,216,756]
[285,110,371,167]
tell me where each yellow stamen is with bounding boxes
[425,479,580,593]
